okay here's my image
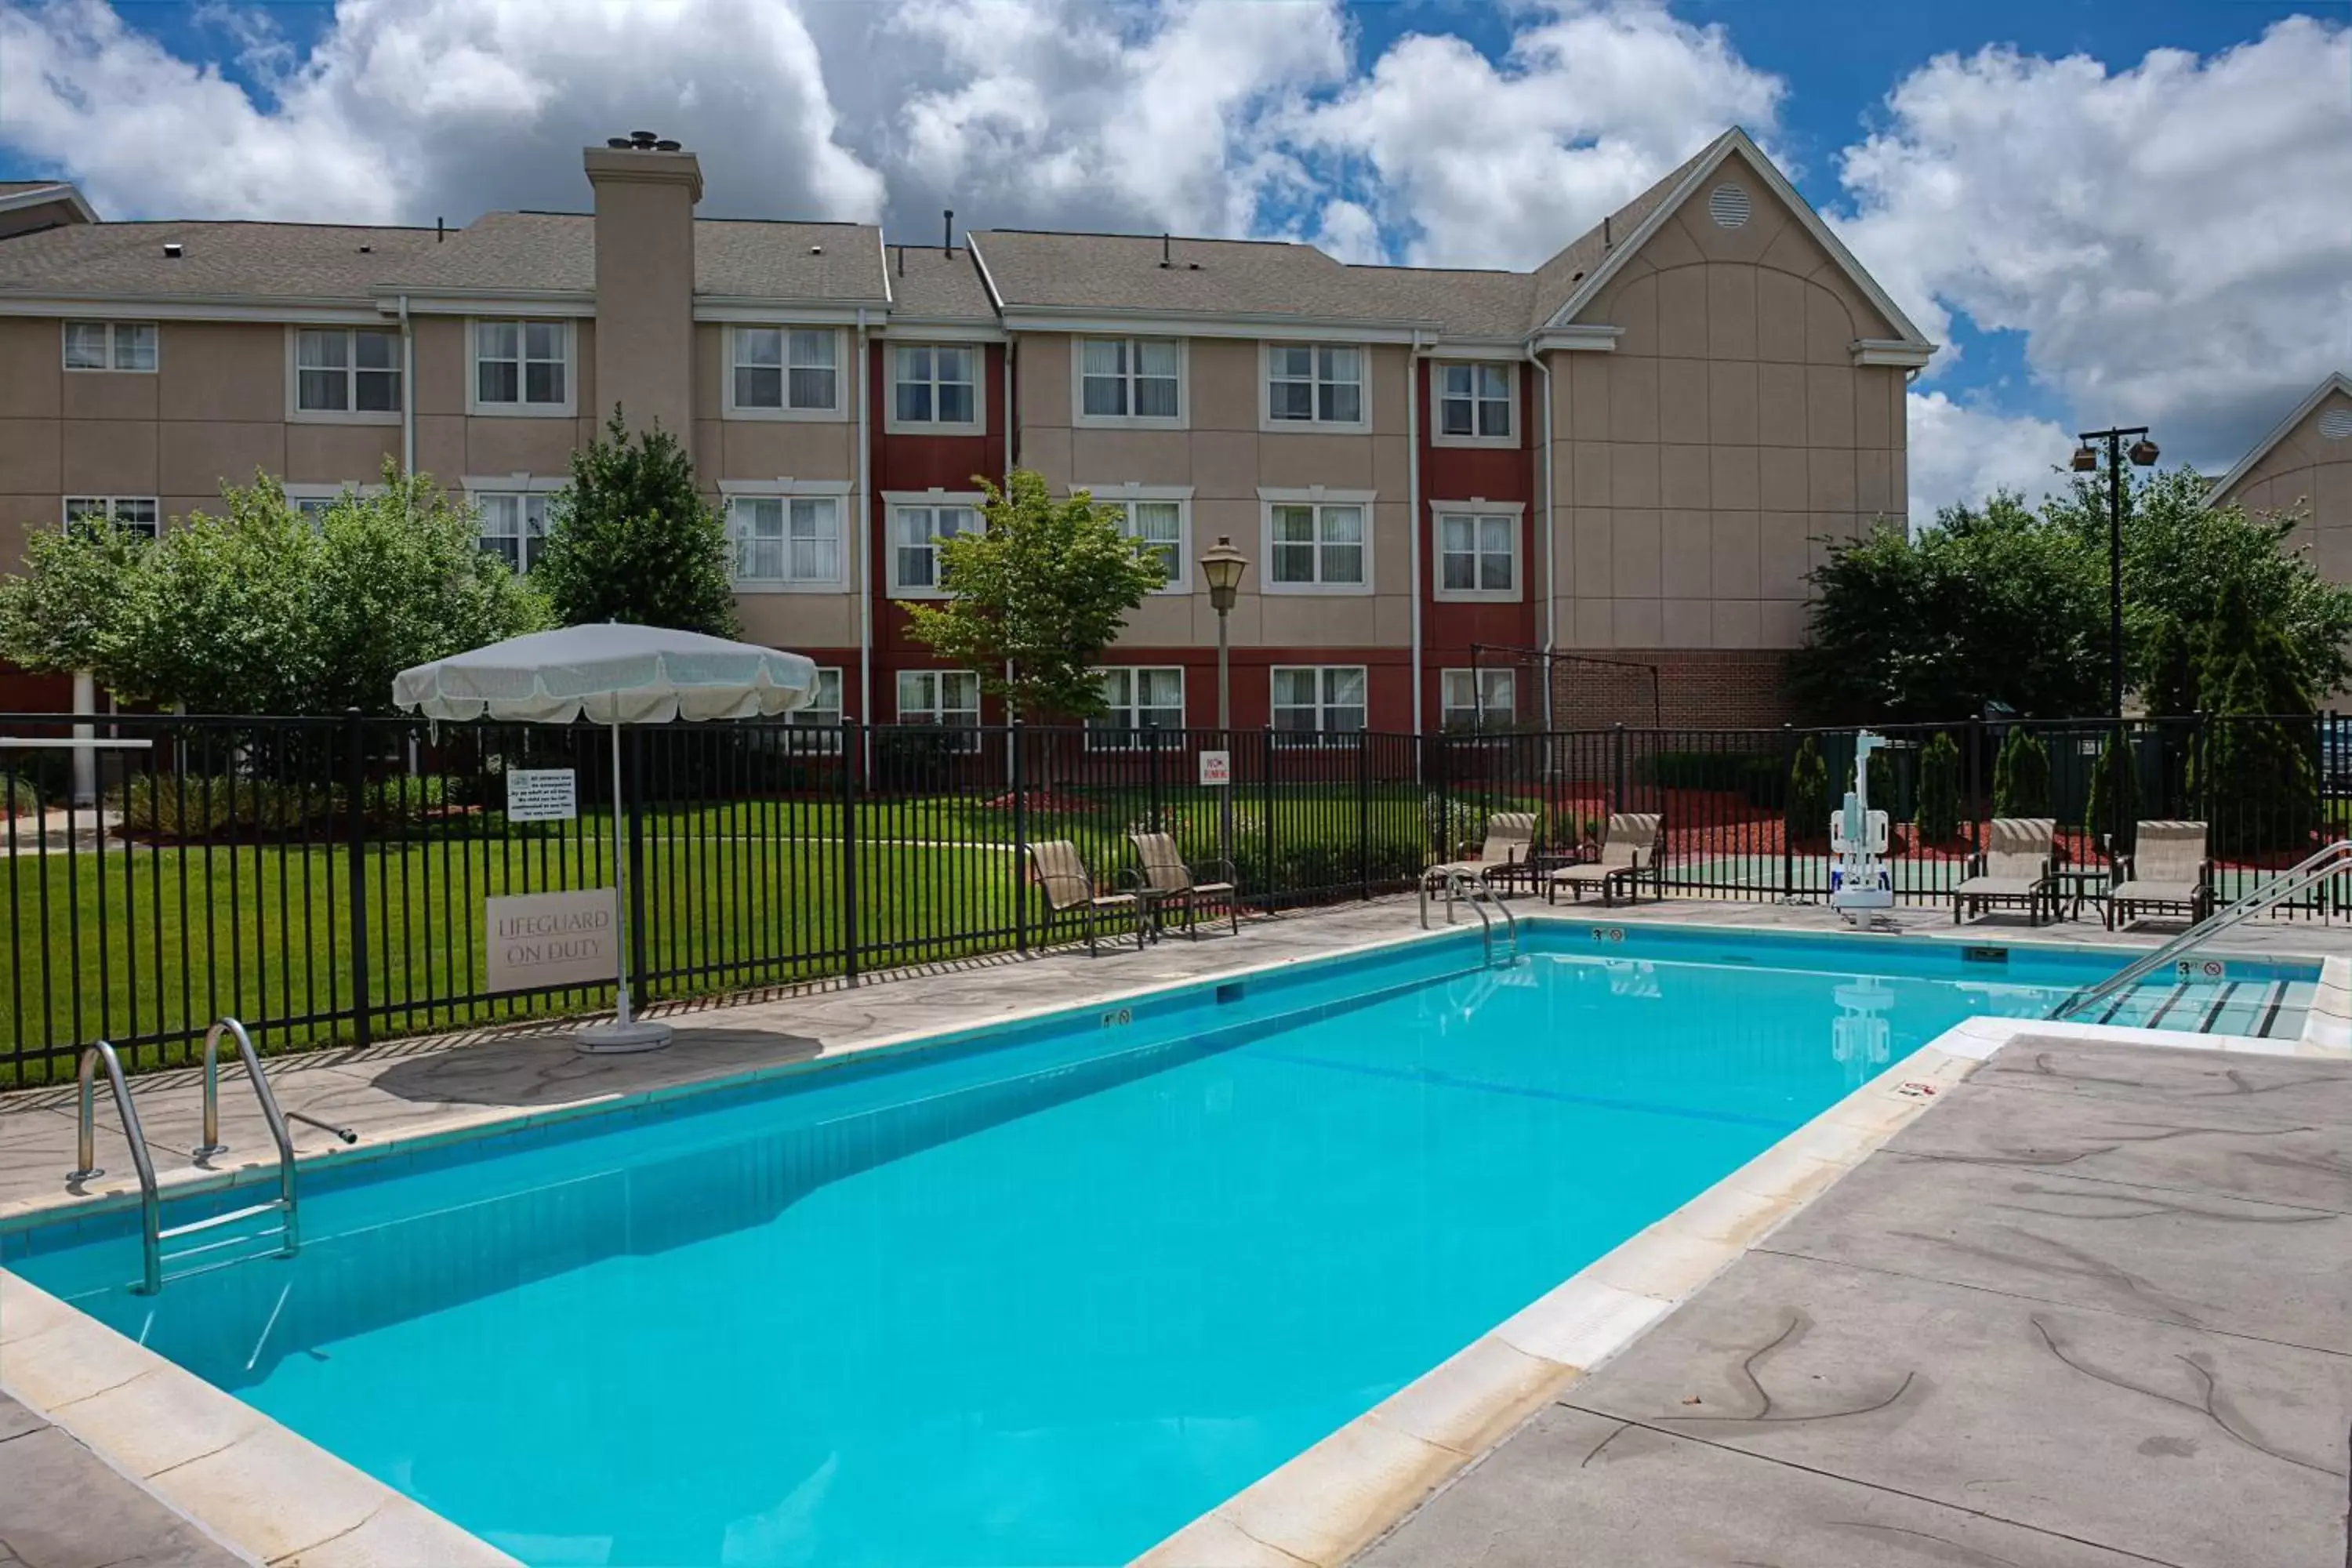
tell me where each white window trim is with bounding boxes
[1077,482,1193,594]
[60,495,159,535]
[284,325,403,426]
[1429,359,1518,449]
[1428,499,1525,604]
[723,485,851,594]
[466,318,578,418]
[1258,340,1371,434]
[1269,663,1370,743]
[283,482,387,517]
[895,667,984,732]
[61,320,157,374]
[1258,486,1377,597]
[1071,336,1189,431]
[463,474,566,574]
[788,668,847,746]
[1439,666,1518,731]
[722,325,848,423]
[1087,666,1189,749]
[883,342,987,437]
[883,488,987,600]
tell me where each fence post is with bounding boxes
[1779,722,1795,902]
[1261,726,1277,909]
[1966,716,1984,857]
[841,719,860,987]
[342,708,372,1047]
[1356,728,1371,900]
[1011,721,1029,954]
[1146,724,1162,834]
[1611,723,1627,818]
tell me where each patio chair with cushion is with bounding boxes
[1953,817,2058,926]
[1127,832,1239,938]
[1544,813,1664,906]
[1421,811,1539,922]
[2108,820,2213,930]
[1027,840,1144,953]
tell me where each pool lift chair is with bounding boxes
[1829,731,1896,931]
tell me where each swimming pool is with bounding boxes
[4,924,2321,1566]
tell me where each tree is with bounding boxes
[0,519,151,677]
[1790,499,2106,722]
[2186,579,2318,855]
[1915,731,1961,844]
[534,409,738,636]
[0,465,546,715]
[1991,727,2051,818]
[902,470,1166,720]
[2083,733,2140,854]
[1787,735,1828,844]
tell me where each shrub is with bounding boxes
[534,411,738,637]
[1991,728,2052,818]
[1641,750,1785,809]
[1788,736,1828,840]
[1915,732,1961,844]
[121,773,458,839]
[2083,733,2140,853]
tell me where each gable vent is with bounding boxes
[1707,183,1751,229]
[2320,408,2352,441]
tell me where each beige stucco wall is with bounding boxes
[587,149,699,441]
[2218,381,2352,583]
[1544,145,1908,654]
[1016,332,1412,651]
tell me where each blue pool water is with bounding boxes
[4,926,2319,1566]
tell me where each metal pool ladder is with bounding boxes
[70,1018,301,1294]
[1439,869,1521,970]
[2049,838,2352,1025]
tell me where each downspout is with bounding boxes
[397,296,416,484]
[1527,343,1555,729]
[1003,339,1014,475]
[856,309,873,727]
[1406,331,1426,737]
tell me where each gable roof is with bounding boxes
[0,219,439,301]
[1528,139,1721,331]
[2205,372,2352,505]
[968,229,1442,332]
[884,244,996,324]
[379,212,889,303]
[1536,126,1933,353]
[0,181,96,225]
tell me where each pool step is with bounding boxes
[156,1200,295,1287]
[2091,975,2310,1040]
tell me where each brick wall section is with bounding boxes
[1551,648,1793,729]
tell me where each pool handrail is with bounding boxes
[67,1040,162,1295]
[2049,837,2352,1022]
[193,1016,302,1256]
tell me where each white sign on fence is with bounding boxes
[1199,749,1232,786]
[506,768,578,822]
[485,888,619,993]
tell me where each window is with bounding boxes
[292,328,401,416]
[473,321,569,411]
[1271,666,1367,741]
[1269,502,1366,589]
[63,496,158,539]
[790,669,844,734]
[63,321,156,372]
[898,670,981,729]
[1265,343,1363,426]
[1091,668,1185,746]
[476,492,550,572]
[729,496,842,587]
[731,328,839,415]
[1436,362,1512,441]
[1441,668,1516,732]
[889,502,978,595]
[1080,495,1188,589]
[1078,338,1182,423]
[284,483,381,524]
[1436,510,1518,599]
[891,344,978,428]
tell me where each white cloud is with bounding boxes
[1904,390,2073,527]
[1290,1,1785,267]
[1833,18,2352,469]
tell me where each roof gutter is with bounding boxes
[1527,340,1555,728]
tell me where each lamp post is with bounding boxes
[2071,426,2160,855]
[1200,535,1249,867]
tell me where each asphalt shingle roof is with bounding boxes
[377,212,889,301]
[971,230,1434,325]
[1529,133,1726,329]
[885,244,996,322]
[0,220,439,299]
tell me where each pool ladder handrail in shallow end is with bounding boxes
[67,1017,303,1295]
[1437,869,1521,970]
[2049,837,2352,1024]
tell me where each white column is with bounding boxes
[71,669,97,807]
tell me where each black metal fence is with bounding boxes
[2,709,2343,1088]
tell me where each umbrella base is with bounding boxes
[574,1018,673,1054]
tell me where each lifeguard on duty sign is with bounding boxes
[506,768,578,822]
[485,888,619,993]
[1199,750,1232,786]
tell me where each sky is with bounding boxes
[1,0,2348,524]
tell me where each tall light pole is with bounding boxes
[2071,426,2160,851]
[1200,535,1248,867]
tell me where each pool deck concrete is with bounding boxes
[1353,1036,2352,1568]
[5,892,2352,1567]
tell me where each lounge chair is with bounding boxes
[1544,813,1664,906]
[1027,840,1144,953]
[2108,820,2212,930]
[1953,817,2057,926]
[1421,811,1537,922]
[1127,832,1239,938]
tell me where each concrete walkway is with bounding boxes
[0,1389,242,1566]
[1358,1036,2352,1567]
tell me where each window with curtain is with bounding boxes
[731,496,841,585]
[1270,666,1367,740]
[1436,512,1515,595]
[1437,362,1512,439]
[1266,343,1363,424]
[1080,338,1181,420]
[1269,503,1365,586]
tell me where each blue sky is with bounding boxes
[2,0,2347,514]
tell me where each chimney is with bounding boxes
[584,132,704,440]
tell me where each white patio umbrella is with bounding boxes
[394,623,820,1051]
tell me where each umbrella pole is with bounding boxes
[575,717,671,1052]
